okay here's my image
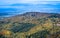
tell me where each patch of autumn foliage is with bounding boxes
[43,19,53,29]
[0,30,12,37]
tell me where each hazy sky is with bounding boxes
[0,0,60,13]
[0,0,60,5]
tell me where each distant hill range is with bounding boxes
[0,12,60,24]
[1,12,59,22]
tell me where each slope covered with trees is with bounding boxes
[0,12,60,38]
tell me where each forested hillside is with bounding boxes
[0,12,60,38]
